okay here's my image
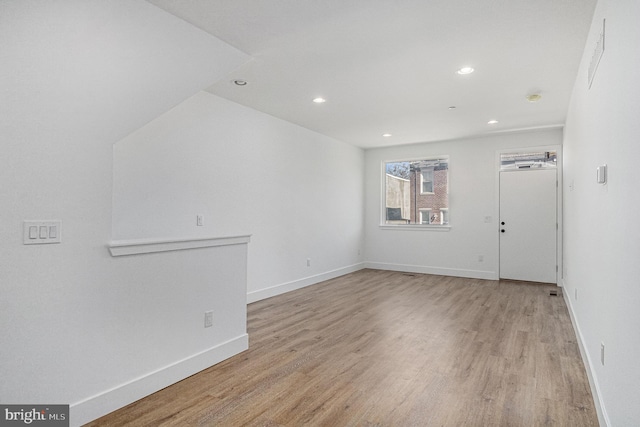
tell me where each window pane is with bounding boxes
[421,170,434,193]
[384,158,449,225]
[500,151,557,170]
[419,209,431,224]
[385,163,410,223]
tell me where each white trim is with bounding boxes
[496,145,562,284]
[70,334,248,427]
[247,263,365,303]
[562,279,610,427]
[108,235,251,257]
[486,123,564,136]
[365,262,497,281]
[379,225,451,231]
[440,207,450,225]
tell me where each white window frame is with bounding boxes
[440,208,449,225]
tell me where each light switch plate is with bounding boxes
[596,165,607,184]
[23,221,62,245]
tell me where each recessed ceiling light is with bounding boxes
[233,79,247,86]
[312,97,326,103]
[526,94,542,102]
[457,67,474,75]
[382,133,392,137]
[488,120,499,125]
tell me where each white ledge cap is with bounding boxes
[108,235,251,257]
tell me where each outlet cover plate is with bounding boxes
[204,311,213,328]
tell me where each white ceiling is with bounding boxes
[147,0,596,148]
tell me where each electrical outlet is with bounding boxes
[306,258,311,267]
[204,311,213,328]
[196,215,204,226]
[600,342,605,365]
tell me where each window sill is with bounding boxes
[379,225,451,231]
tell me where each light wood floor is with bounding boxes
[86,269,598,426]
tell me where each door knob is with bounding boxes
[501,229,505,233]
[501,221,505,225]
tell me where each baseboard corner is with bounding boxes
[70,334,248,426]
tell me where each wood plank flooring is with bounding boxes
[86,269,597,426]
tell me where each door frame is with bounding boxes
[495,145,563,285]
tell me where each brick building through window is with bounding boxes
[409,163,448,224]
[385,158,449,225]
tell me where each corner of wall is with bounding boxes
[562,278,610,427]
[247,263,366,304]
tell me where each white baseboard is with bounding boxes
[70,334,248,427]
[365,262,498,281]
[246,263,496,305]
[247,263,366,303]
[562,279,609,427]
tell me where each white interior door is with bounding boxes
[499,169,557,283]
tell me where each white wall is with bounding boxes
[9,0,632,425]
[1,2,363,423]
[562,0,640,425]
[112,91,365,302]
[364,129,562,280]
[0,1,253,425]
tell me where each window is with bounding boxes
[500,151,557,170]
[384,157,449,226]
[421,169,434,194]
[419,209,431,224]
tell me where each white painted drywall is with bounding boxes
[0,1,251,425]
[364,129,562,279]
[563,0,640,424]
[112,91,365,300]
